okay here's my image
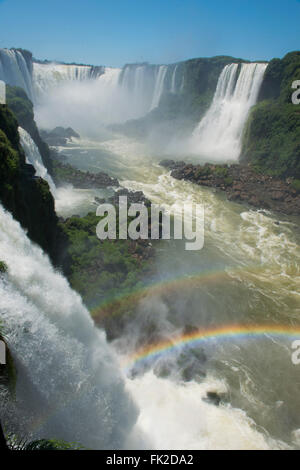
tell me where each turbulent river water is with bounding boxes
[49,134,300,450]
[1,47,300,450]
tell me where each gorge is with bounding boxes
[0,46,300,450]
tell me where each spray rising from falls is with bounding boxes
[191,62,267,161]
[0,48,184,130]
[0,204,138,449]
[35,62,182,130]
[18,127,102,217]
[18,127,56,195]
[32,62,105,101]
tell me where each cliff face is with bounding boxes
[5,85,53,175]
[178,56,246,121]
[112,56,246,140]
[0,105,59,262]
[241,51,300,179]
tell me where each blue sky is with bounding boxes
[0,0,299,66]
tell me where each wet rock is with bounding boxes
[109,187,151,207]
[159,161,300,216]
[160,159,186,171]
[40,127,80,146]
[94,197,106,205]
[204,391,222,407]
[53,161,119,189]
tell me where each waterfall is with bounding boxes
[0,49,34,101]
[150,65,168,110]
[170,64,178,94]
[132,66,147,107]
[18,127,56,195]
[33,62,105,101]
[191,62,267,161]
[0,204,138,448]
[120,64,156,118]
[0,48,176,121]
[96,67,122,89]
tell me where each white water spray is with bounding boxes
[190,62,267,161]
[0,204,138,449]
[32,62,104,102]
[18,127,56,195]
[0,49,34,101]
[126,371,279,450]
[150,65,168,110]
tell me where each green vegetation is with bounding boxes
[113,56,246,139]
[0,105,59,262]
[214,166,229,178]
[224,176,233,187]
[241,51,300,179]
[6,85,53,174]
[291,179,300,193]
[0,261,7,273]
[58,211,153,314]
[194,166,212,179]
[52,160,81,182]
[180,56,245,121]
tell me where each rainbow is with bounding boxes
[91,265,266,322]
[122,324,300,371]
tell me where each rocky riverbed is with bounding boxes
[52,159,119,189]
[160,160,300,216]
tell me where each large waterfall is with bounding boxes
[119,63,180,116]
[32,62,105,101]
[0,49,34,101]
[0,48,183,125]
[0,204,138,449]
[190,62,267,161]
[18,127,56,195]
[150,65,168,110]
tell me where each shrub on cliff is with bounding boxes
[242,101,300,178]
[0,261,7,273]
[6,85,53,175]
[57,211,151,314]
[291,179,300,193]
[241,51,300,179]
[0,105,59,262]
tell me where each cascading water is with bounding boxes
[0,198,282,450]
[190,62,267,161]
[150,65,168,110]
[120,63,171,117]
[32,62,105,102]
[0,49,34,101]
[18,126,106,218]
[34,60,171,118]
[0,47,182,126]
[0,204,138,449]
[170,64,178,94]
[18,127,56,195]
